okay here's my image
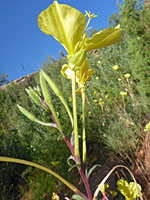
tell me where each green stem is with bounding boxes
[122,96,126,111]
[82,90,87,164]
[0,157,88,200]
[60,96,73,127]
[72,71,80,164]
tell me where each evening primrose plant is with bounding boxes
[0,1,143,200]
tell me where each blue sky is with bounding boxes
[0,0,123,82]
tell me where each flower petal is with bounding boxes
[38,1,87,55]
[85,25,122,51]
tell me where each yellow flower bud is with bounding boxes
[124,73,131,79]
[144,121,150,132]
[112,65,119,71]
[52,193,60,200]
[99,101,104,106]
[97,60,102,64]
[88,111,92,116]
[93,99,98,103]
[93,91,97,95]
[120,91,127,96]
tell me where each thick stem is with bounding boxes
[82,90,87,164]
[72,71,80,164]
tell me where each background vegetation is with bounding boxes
[0,0,150,199]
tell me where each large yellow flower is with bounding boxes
[38,1,122,88]
[38,1,122,56]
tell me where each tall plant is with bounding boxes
[0,1,142,199]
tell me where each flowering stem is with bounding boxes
[72,71,80,165]
[82,90,87,164]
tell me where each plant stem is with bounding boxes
[0,157,88,200]
[82,90,87,164]
[79,167,92,200]
[72,71,80,165]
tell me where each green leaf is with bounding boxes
[87,164,101,179]
[41,70,73,126]
[85,26,122,51]
[40,71,63,132]
[68,49,86,70]
[72,194,83,200]
[0,157,87,200]
[17,105,56,127]
[38,1,87,55]
[25,87,45,110]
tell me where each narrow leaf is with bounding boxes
[26,87,45,110]
[41,70,73,126]
[87,164,101,179]
[40,71,63,132]
[72,194,84,200]
[17,105,56,127]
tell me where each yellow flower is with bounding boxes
[95,76,99,80]
[93,91,97,95]
[101,89,105,93]
[52,193,60,200]
[38,1,122,88]
[130,81,133,84]
[120,91,127,96]
[99,101,104,106]
[144,121,150,132]
[100,183,109,194]
[85,11,98,19]
[105,95,108,98]
[38,1,121,56]
[99,98,103,102]
[112,65,119,71]
[88,111,92,116]
[97,60,102,65]
[118,78,121,82]
[124,73,131,79]
[93,99,98,103]
[117,179,142,200]
[110,191,118,198]
[61,59,94,88]
[51,161,59,167]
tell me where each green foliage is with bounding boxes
[108,13,120,27]
[0,68,73,199]
[120,0,150,106]
[1,0,150,198]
